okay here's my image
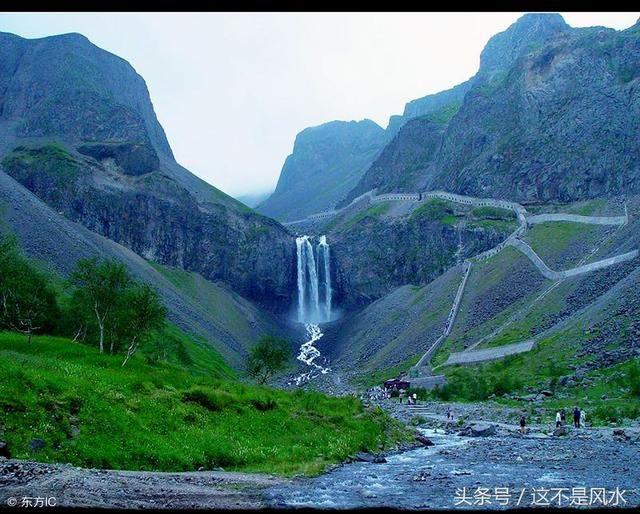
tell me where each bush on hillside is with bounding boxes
[246,335,292,384]
[0,234,60,342]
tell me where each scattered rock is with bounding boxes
[373,455,387,464]
[355,452,376,463]
[415,435,435,447]
[612,428,629,442]
[540,390,553,397]
[553,426,568,437]
[469,423,496,437]
[29,439,46,451]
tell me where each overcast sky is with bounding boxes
[0,12,638,197]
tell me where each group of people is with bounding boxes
[556,406,586,428]
[398,389,418,404]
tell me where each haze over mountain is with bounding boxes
[256,119,387,221]
[0,31,296,314]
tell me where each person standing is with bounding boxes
[399,389,405,404]
[519,415,526,435]
[560,409,566,426]
[573,406,581,428]
[555,411,561,428]
[412,393,418,405]
[580,408,586,428]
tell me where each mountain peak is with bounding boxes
[479,12,570,75]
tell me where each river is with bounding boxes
[265,427,640,509]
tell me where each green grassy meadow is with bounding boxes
[0,331,412,477]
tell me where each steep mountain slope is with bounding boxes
[0,171,289,368]
[257,120,386,221]
[432,21,640,202]
[385,80,474,138]
[323,196,639,383]
[0,31,296,310]
[303,195,517,309]
[346,14,640,204]
[261,14,576,219]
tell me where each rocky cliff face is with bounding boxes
[318,199,515,308]
[256,119,387,221]
[385,80,474,138]
[433,21,640,202]
[342,116,446,204]
[0,31,296,311]
[346,14,640,204]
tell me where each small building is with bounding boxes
[383,378,410,391]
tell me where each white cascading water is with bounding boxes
[293,324,330,386]
[295,235,332,324]
[318,235,332,321]
[296,237,306,322]
[292,235,334,384]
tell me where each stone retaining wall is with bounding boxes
[508,239,638,280]
[284,188,530,226]
[415,261,472,368]
[445,340,536,365]
[409,374,447,389]
[371,193,420,203]
[526,213,627,226]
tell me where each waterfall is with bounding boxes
[318,235,332,321]
[304,238,320,319]
[296,237,305,322]
[293,235,334,385]
[295,235,333,324]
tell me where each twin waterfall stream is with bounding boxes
[292,235,333,385]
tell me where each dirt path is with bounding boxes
[0,459,287,509]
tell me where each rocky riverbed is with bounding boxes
[0,460,285,509]
[266,426,640,509]
[2,401,638,509]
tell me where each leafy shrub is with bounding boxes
[411,199,456,223]
[410,415,426,426]
[250,398,277,411]
[181,388,236,412]
[627,360,640,398]
[471,206,516,220]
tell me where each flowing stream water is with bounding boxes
[265,427,640,509]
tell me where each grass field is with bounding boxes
[429,323,640,426]
[0,331,412,477]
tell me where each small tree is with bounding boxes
[246,335,291,385]
[0,235,58,342]
[1,261,58,343]
[119,283,167,366]
[69,258,130,354]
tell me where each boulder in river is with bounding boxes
[416,435,435,446]
[355,452,377,463]
[469,423,497,437]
